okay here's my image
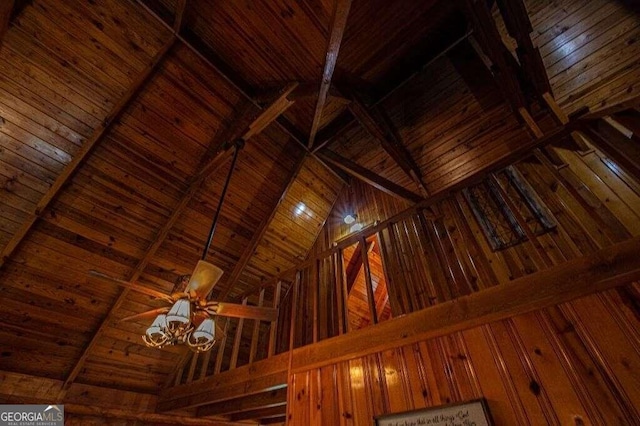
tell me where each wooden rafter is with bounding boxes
[217,153,307,301]
[317,150,423,203]
[0,37,177,271]
[495,0,551,96]
[60,79,296,391]
[0,0,14,49]
[347,94,429,196]
[461,0,525,108]
[308,0,353,148]
[311,31,473,154]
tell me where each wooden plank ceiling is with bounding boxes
[1,0,637,410]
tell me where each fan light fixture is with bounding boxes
[143,140,244,352]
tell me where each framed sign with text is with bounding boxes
[374,399,493,426]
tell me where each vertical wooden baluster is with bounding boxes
[312,259,319,343]
[173,365,184,386]
[377,227,403,316]
[214,318,229,374]
[198,347,212,381]
[268,281,283,357]
[289,271,301,352]
[249,288,265,363]
[286,272,302,425]
[335,250,348,335]
[230,297,248,370]
[186,352,199,384]
[360,236,378,325]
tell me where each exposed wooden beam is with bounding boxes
[347,93,429,196]
[217,153,307,301]
[542,92,569,125]
[317,150,423,203]
[197,388,287,417]
[291,236,640,373]
[0,0,14,49]
[460,0,527,111]
[241,83,299,141]
[308,0,353,148]
[0,35,176,270]
[519,107,544,138]
[62,80,295,392]
[581,120,640,180]
[581,93,640,120]
[311,30,473,154]
[495,0,551,96]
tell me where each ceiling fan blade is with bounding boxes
[89,271,174,303]
[215,302,278,322]
[186,260,224,299]
[119,307,170,323]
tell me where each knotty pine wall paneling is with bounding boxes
[289,132,640,425]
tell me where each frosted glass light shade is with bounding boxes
[192,318,215,342]
[143,314,168,347]
[188,318,216,352]
[166,299,191,332]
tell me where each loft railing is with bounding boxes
[170,96,640,386]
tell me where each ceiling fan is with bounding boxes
[89,140,277,352]
[89,260,277,352]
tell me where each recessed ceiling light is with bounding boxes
[344,214,356,224]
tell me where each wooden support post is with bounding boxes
[268,281,282,357]
[229,298,248,370]
[249,289,265,364]
[360,237,378,325]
